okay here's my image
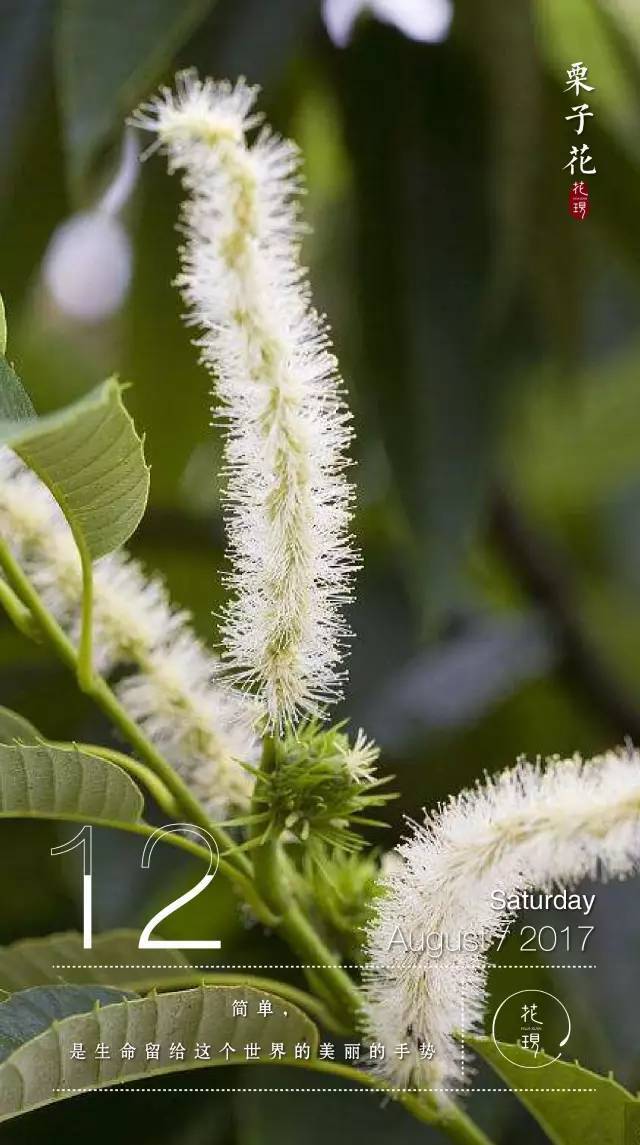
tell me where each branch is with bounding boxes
[0,540,259,898]
[0,545,493,1145]
[250,736,365,1024]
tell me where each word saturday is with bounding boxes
[491,889,596,916]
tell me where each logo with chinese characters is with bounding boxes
[490,989,571,1069]
[564,62,596,218]
[569,181,590,220]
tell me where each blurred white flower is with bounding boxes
[42,131,139,323]
[42,211,132,322]
[322,0,452,47]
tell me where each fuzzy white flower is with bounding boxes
[364,748,640,1092]
[131,72,357,730]
[0,448,256,813]
[340,727,380,782]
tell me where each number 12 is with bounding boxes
[51,822,221,951]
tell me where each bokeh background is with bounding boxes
[1,0,640,1141]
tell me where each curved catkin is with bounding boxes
[0,448,256,814]
[131,72,357,730]
[363,750,640,1093]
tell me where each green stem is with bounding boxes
[0,544,491,1145]
[76,548,94,691]
[251,736,364,1024]
[0,578,40,641]
[250,735,280,892]
[1,813,211,865]
[248,743,493,1144]
[0,541,252,884]
[89,673,225,840]
[402,1095,495,1145]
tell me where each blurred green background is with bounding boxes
[1,0,640,1141]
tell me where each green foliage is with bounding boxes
[247,722,396,853]
[0,706,40,745]
[0,2,639,1141]
[0,368,149,561]
[56,0,218,191]
[0,742,145,826]
[0,355,35,420]
[300,849,382,963]
[0,984,319,1122]
[470,1034,636,1144]
[0,931,191,994]
[0,984,136,1054]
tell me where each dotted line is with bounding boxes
[51,964,361,971]
[487,964,597,970]
[53,962,597,972]
[52,1086,599,1095]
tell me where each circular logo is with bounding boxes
[491,989,571,1069]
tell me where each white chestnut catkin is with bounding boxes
[132,73,357,729]
[364,750,640,1091]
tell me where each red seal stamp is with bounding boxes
[569,180,590,220]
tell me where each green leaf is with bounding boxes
[0,706,40,745]
[0,932,349,1037]
[0,355,35,420]
[469,1034,636,1144]
[0,984,319,1122]
[0,743,145,826]
[0,931,190,994]
[0,985,136,1055]
[56,0,217,190]
[0,370,149,560]
[0,293,6,355]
